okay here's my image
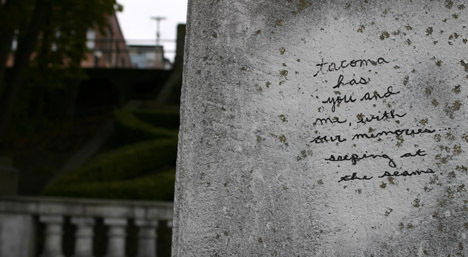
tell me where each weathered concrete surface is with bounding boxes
[173,1,468,256]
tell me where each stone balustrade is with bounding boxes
[0,196,173,257]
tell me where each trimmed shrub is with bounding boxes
[44,169,175,201]
[43,107,180,201]
[133,109,180,130]
[44,138,177,193]
[113,109,176,144]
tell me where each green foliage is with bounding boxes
[43,107,179,201]
[0,0,123,137]
[133,109,180,130]
[1,0,121,83]
[31,0,119,84]
[45,137,177,186]
[44,169,176,201]
[113,109,177,144]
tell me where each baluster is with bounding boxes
[104,218,127,257]
[135,219,158,257]
[40,215,64,257]
[71,217,95,257]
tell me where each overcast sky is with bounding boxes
[116,0,188,62]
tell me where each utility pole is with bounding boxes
[151,16,166,46]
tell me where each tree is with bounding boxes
[0,0,24,94]
[0,0,121,140]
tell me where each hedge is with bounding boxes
[43,106,179,201]
[113,109,177,144]
[43,169,176,201]
[43,138,177,195]
[133,109,180,130]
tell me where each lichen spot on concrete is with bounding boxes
[445,0,454,9]
[380,31,390,40]
[462,134,468,142]
[445,100,463,119]
[425,87,432,96]
[460,60,468,72]
[384,208,393,216]
[448,170,456,178]
[297,0,311,13]
[279,135,287,143]
[452,85,461,94]
[426,27,433,36]
[453,145,462,155]
[279,114,288,123]
[279,47,286,55]
[275,19,283,27]
[357,25,365,33]
[403,76,409,85]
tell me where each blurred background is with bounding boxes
[0,0,187,256]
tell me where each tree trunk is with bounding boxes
[0,0,47,138]
[0,0,23,93]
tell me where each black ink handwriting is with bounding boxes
[322,95,357,112]
[313,57,390,77]
[338,172,373,182]
[400,149,427,158]
[311,135,347,144]
[333,74,371,89]
[360,86,401,102]
[357,110,407,124]
[325,152,396,168]
[352,128,436,140]
[313,116,347,126]
[378,168,435,178]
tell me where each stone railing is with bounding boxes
[0,196,173,257]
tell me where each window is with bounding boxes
[86,29,96,50]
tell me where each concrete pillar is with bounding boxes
[135,219,158,257]
[173,1,468,256]
[104,218,127,257]
[0,214,35,257]
[40,215,64,257]
[71,217,95,257]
